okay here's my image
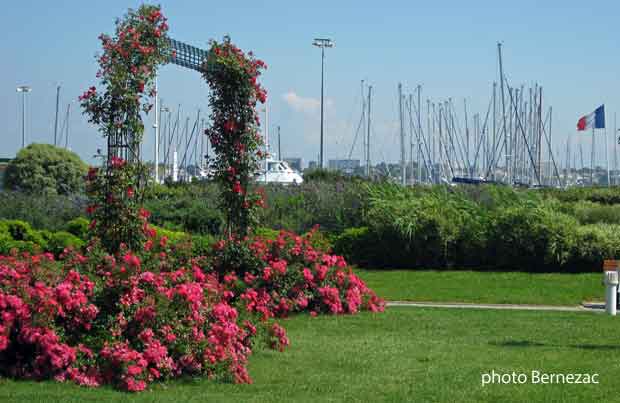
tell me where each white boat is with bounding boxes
[256,158,303,184]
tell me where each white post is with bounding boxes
[604,270,618,315]
[172,150,178,182]
[154,75,160,184]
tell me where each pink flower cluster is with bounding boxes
[0,235,256,391]
[214,227,385,320]
[0,254,97,381]
[268,323,289,352]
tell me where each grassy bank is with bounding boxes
[355,269,603,305]
[1,308,617,402]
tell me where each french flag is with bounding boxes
[577,105,605,131]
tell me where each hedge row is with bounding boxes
[0,219,85,256]
[332,185,620,272]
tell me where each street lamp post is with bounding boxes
[16,85,32,149]
[312,38,333,169]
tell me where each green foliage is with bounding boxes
[570,200,620,225]
[303,168,349,183]
[46,231,85,255]
[190,234,216,256]
[333,227,378,266]
[487,203,577,271]
[144,192,223,235]
[253,227,280,240]
[0,191,85,232]
[570,224,620,272]
[3,144,87,195]
[65,217,90,239]
[258,180,367,234]
[362,184,482,267]
[0,220,46,254]
[332,184,614,272]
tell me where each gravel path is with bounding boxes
[386,301,606,313]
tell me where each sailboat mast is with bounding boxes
[398,83,406,185]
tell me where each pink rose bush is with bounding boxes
[211,226,385,320]
[0,225,384,392]
[0,233,258,391]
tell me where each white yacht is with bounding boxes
[256,158,303,185]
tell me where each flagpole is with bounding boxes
[606,121,610,187]
[591,126,595,186]
[615,112,618,186]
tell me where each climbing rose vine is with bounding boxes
[203,37,268,238]
[80,5,170,252]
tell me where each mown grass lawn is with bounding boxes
[356,269,603,306]
[2,307,619,403]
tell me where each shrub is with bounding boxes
[0,191,85,232]
[333,227,380,267]
[363,185,470,268]
[65,217,90,239]
[191,234,216,256]
[47,231,85,256]
[303,168,349,183]
[211,228,385,318]
[0,225,384,392]
[487,203,577,271]
[1,220,47,249]
[571,201,620,225]
[570,224,620,272]
[0,239,256,391]
[144,195,223,236]
[253,227,280,240]
[3,144,87,195]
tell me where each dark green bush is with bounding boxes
[333,227,379,266]
[487,203,577,271]
[570,201,620,225]
[191,234,216,256]
[3,143,87,195]
[143,183,223,235]
[253,227,280,240]
[65,217,90,239]
[363,185,473,268]
[0,191,85,231]
[569,224,620,272]
[47,231,85,255]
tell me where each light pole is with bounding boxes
[16,85,32,149]
[312,38,333,169]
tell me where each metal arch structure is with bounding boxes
[107,37,209,178]
[167,38,209,72]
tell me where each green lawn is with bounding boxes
[2,308,619,402]
[356,269,603,306]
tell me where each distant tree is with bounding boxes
[4,143,88,195]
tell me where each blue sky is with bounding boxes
[1,0,619,167]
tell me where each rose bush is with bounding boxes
[0,230,265,391]
[211,227,385,319]
[0,224,384,392]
